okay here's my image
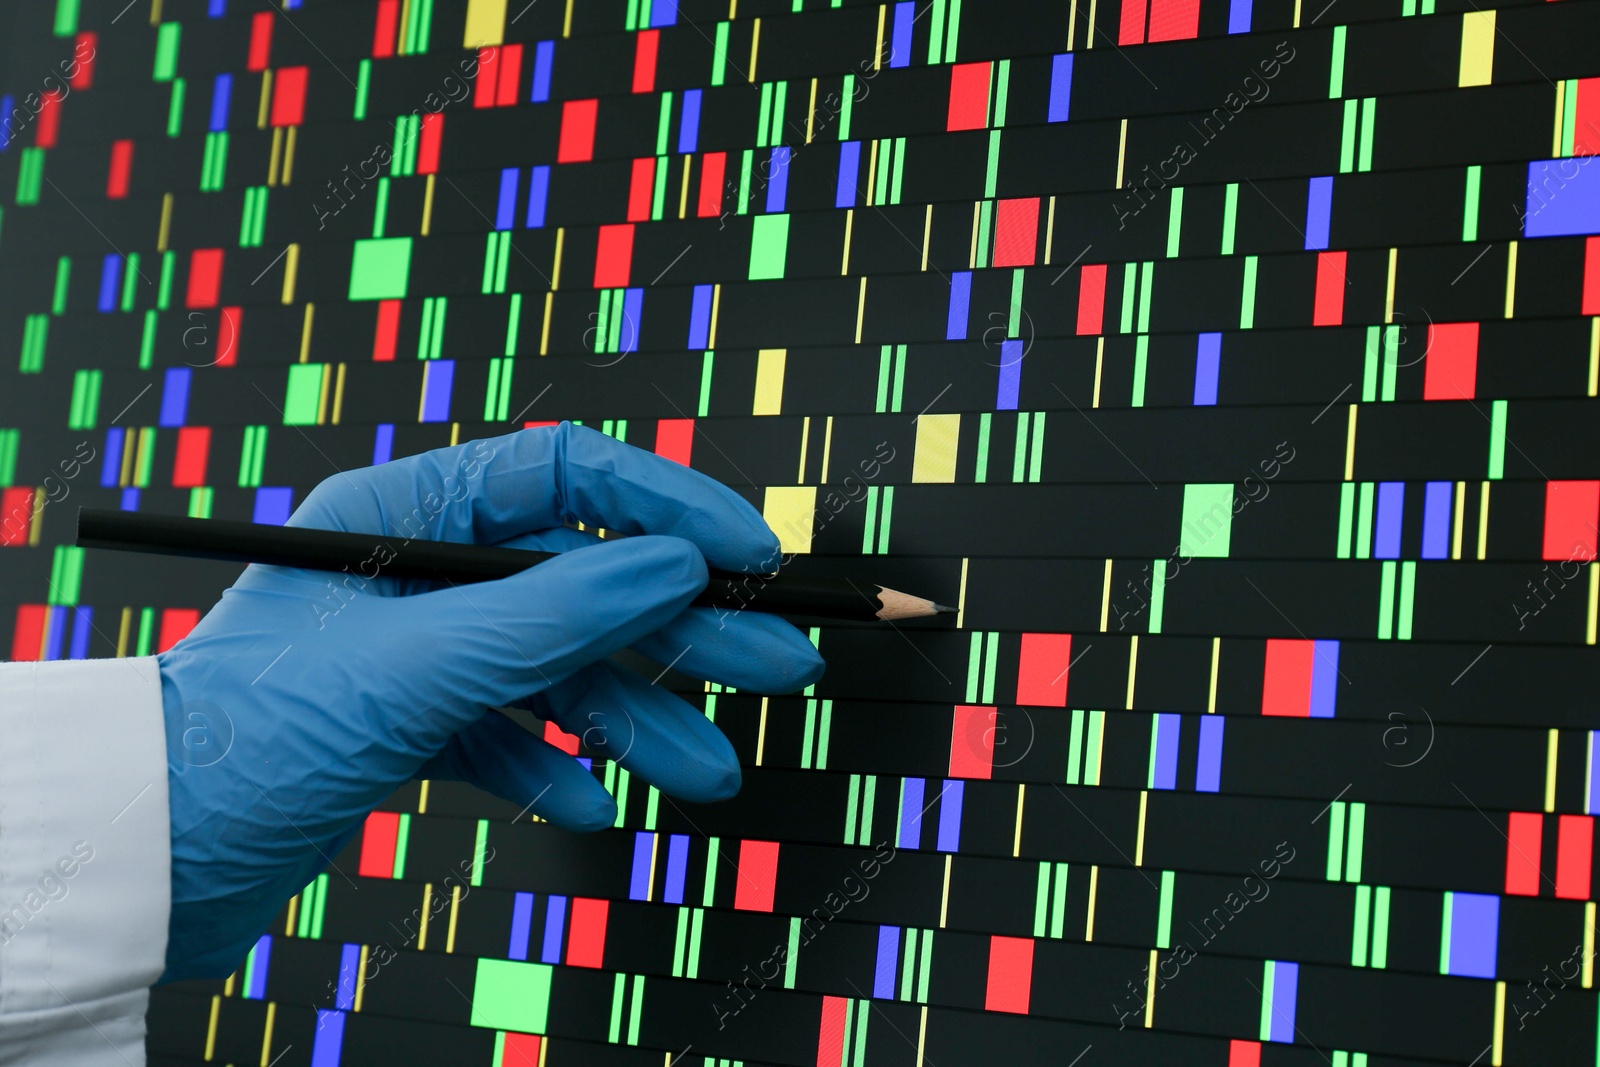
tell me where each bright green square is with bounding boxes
[748,213,790,281]
[470,958,551,1034]
[283,364,324,426]
[1179,483,1233,558]
[348,237,413,300]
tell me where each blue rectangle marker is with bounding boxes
[890,2,914,68]
[69,606,92,660]
[1193,332,1221,405]
[159,367,190,427]
[525,165,550,228]
[996,340,1022,410]
[767,146,791,213]
[1267,960,1298,1042]
[372,424,394,465]
[1447,891,1499,978]
[1196,716,1224,791]
[508,892,534,960]
[1304,175,1332,250]
[1228,0,1253,33]
[420,361,454,423]
[836,142,860,208]
[496,168,519,230]
[540,895,567,963]
[688,284,713,349]
[678,88,702,154]
[209,74,232,132]
[98,254,121,312]
[873,926,900,997]
[664,834,689,904]
[1374,481,1404,559]
[899,777,924,848]
[309,1010,345,1067]
[1310,640,1340,717]
[1421,481,1452,559]
[1525,158,1600,237]
[531,40,554,103]
[1152,713,1181,789]
[629,831,653,900]
[1048,54,1073,123]
[936,780,964,851]
[947,271,972,340]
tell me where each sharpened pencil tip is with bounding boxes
[933,603,958,614]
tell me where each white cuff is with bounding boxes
[0,656,170,1067]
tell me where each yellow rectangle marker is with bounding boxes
[753,347,786,414]
[912,413,960,483]
[764,486,817,554]
[463,0,507,47]
[1459,10,1495,88]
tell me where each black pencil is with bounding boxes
[75,507,955,623]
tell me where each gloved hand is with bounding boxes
[155,421,824,981]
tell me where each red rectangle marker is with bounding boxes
[565,897,609,968]
[71,33,97,90]
[417,112,444,174]
[11,605,46,660]
[497,43,523,106]
[542,719,580,756]
[946,62,991,132]
[1585,237,1600,315]
[1077,264,1108,335]
[558,99,599,163]
[1016,633,1071,707]
[593,224,635,288]
[248,12,274,71]
[373,0,399,58]
[1119,0,1148,44]
[1542,480,1600,561]
[158,609,201,652]
[1505,811,1543,896]
[697,152,726,217]
[186,249,224,309]
[627,157,655,222]
[217,306,241,366]
[474,46,500,108]
[992,197,1040,268]
[1422,321,1478,400]
[655,419,694,466]
[949,705,997,779]
[1575,79,1600,156]
[1228,1041,1262,1067]
[1312,250,1347,326]
[1261,638,1314,716]
[984,935,1034,1013]
[36,91,61,149]
[270,66,308,127]
[0,488,34,547]
[357,811,400,878]
[1146,0,1200,41]
[373,300,401,361]
[499,1033,541,1066]
[171,427,211,488]
[1556,814,1593,899]
[816,996,848,1067]
[633,30,660,94]
[734,840,779,912]
[107,139,134,199]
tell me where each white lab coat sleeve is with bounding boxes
[0,656,170,1067]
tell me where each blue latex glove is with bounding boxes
[155,422,824,981]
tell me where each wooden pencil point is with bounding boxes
[874,586,945,621]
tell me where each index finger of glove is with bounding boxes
[286,421,781,574]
